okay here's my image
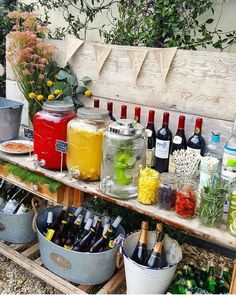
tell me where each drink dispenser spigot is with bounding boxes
[68,167,81,181]
[100,119,146,199]
[33,154,46,169]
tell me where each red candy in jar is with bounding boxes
[34,101,75,170]
[175,180,197,218]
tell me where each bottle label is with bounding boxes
[45,229,55,241]
[187,147,201,154]
[221,148,236,181]
[155,139,170,159]
[64,245,73,250]
[173,135,182,145]
[168,154,176,174]
[146,148,155,166]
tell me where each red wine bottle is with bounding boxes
[169,115,187,173]
[155,112,172,173]
[94,99,100,108]
[134,106,141,123]
[187,117,205,156]
[146,110,156,168]
[107,102,116,121]
[120,105,127,119]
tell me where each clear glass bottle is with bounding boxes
[206,131,223,160]
[221,117,236,181]
[157,173,178,210]
[66,107,109,181]
[100,119,146,199]
[175,180,197,218]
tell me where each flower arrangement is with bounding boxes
[7,10,92,123]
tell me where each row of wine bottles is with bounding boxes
[0,179,33,214]
[44,206,122,253]
[94,99,205,173]
[130,221,168,269]
[170,262,231,294]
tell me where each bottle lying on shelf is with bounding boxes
[44,206,123,253]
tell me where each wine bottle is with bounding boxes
[88,217,103,248]
[76,217,98,252]
[131,221,149,265]
[156,222,163,237]
[89,228,113,253]
[81,210,92,228]
[187,117,205,156]
[52,220,68,246]
[94,99,100,108]
[45,206,68,241]
[107,102,116,121]
[134,106,141,123]
[64,214,83,249]
[72,218,93,251]
[66,207,83,226]
[109,216,122,240]
[146,110,156,168]
[198,267,208,290]
[120,105,127,119]
[145,233,167,269]
[155,112,172,173]
[169,115,187,173]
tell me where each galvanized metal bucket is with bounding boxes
[36,206,126,285]
[0,97,23,142]
[0,210,37,243]
[122,231,182,294]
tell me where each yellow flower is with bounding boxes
[37,95,44,101]
[54,89,62,95]
[28,92,36,99]
[85,89,92,97]
[48,94,55,101]
[47,80,53,87]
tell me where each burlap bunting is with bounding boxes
[127,49,148,84]
[64,35,84,67]
[93,44,112,76]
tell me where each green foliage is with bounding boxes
[0,0,17,97]
[4,163,61,193]
[102,0,236,50]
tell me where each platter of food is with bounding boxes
[0,140,33,154]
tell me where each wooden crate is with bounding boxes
[0,241,125,294]
[0,164,84,207]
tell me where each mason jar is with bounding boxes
[157,173,178,210]
[34,101,76,170]
[138,167,159,205]
[175,180,197,218]
[66,107,109,181]
[100,119,146,199]
[227,180,236,236]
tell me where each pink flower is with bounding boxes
[29,81,35,84]
[22,69,30,75]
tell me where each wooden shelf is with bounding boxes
[0,151,236,250]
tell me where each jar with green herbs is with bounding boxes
[199,178,228,227]
[227,180,236,236]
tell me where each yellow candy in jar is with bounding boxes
[138,167,159,205]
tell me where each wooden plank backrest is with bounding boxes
[6,38,236,142]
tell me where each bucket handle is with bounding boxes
[116,250,124,269]
[31,196,47,232]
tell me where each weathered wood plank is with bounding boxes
[6,39,236,121]
[34,257,43,266]
[5,80,234,145]
[0,151,236,250]
[0,241,87,294]
[21,243,39,258]
[96,268,125,294]
[9,243,27,251]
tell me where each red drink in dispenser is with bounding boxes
[34,101,75,170]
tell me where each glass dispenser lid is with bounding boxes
[108,119,145,136]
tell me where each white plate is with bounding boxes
[0,140,34,155]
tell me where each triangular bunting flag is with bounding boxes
[127,49,148,84]
[93,44,112,76]
[152,47,177,83]
[64,35,84,67]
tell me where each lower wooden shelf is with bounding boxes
[0,240,125,294]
